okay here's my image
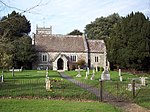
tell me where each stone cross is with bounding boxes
[76,66,81,77]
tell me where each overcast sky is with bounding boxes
[0,0,149,34]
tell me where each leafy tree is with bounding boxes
[0,11,36,69]
[68,29,83,35]
[84,13,122,39]
[107,12,150,71]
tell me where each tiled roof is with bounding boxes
[35,34,86,52]
[87,40,105,53]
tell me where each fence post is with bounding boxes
[99,79,103,102]
[12,67,14,77]
[132,79,135,99]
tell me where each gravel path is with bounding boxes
[59,71,150,112]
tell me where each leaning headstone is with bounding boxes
[76,66,81,77]
[101,66,110,80]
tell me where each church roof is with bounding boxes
[34,34,86,52]
[87,40,105,53]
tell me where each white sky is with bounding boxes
[0,0,149,34]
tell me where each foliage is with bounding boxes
[76,59,86,68]
[68,29,83,35]
[107,12,150,71]
[84,13,122,40]
[0,11,37,69]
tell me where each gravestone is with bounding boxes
[95,66,98,72]
[46,67,48,77]
[120,76,123,82]
[119,69,122,81]
[12,67,14,77]
[45,77,52,91]
[76,66,81,77]
[87,67,89,75]
[140,77,147,86]
[90,68,95,80]
[85,71,88,79]
[101,66,110,80]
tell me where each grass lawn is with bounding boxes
[65,70,150,109]
[0,70,97,100]
[0,99,122,112]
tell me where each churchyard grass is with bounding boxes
[0,99,121,112]
[0,70,97,100]
[65,70,150,109]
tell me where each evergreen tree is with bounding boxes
[107,12,150,71]
[0,11,36,69]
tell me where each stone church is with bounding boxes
[32,26,107,71]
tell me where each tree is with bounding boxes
[68,29,83,35]
[84,13,122,39]
[107,12,150,71]
[0,11,37,69]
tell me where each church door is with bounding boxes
[57,58,63,70]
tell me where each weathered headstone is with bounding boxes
[95,65,98,72]
[90,68,95,80]
[101,66,110,80]
[140,77,147,86]
[118,69,123,81]
[87,67,89,75]
[90,73,95,80]
[119,69,121,76]
[85,71,88,79]
[120,76,123,82]
[45,77,51,91]
[76,66,81,77]
[46,67,48,78]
